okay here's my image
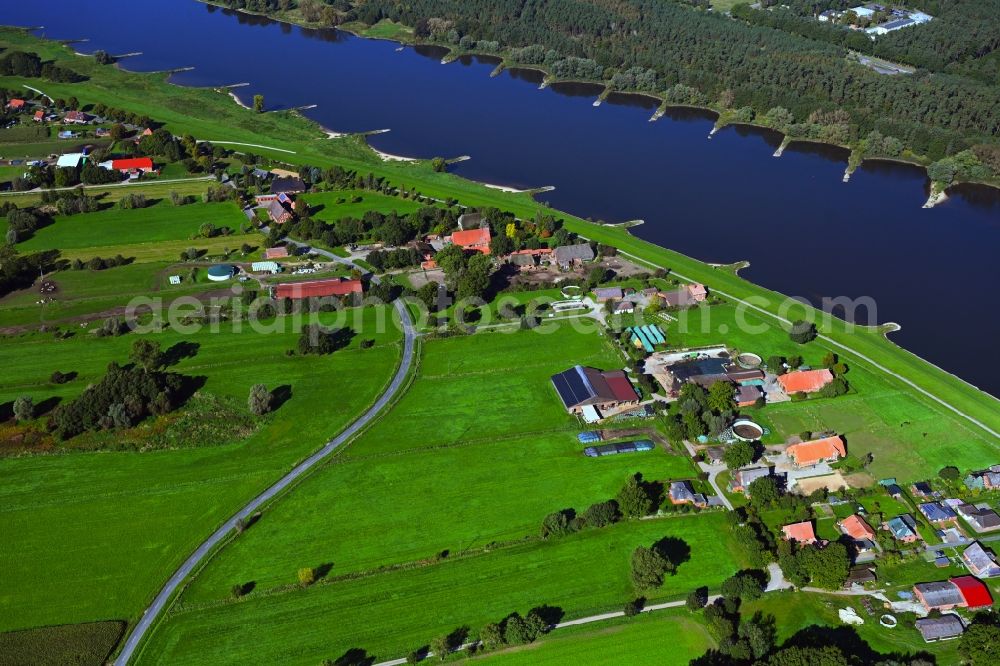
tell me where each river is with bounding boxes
[5,0,1000,396]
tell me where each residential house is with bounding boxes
[730,466,774,495]
[63,110,91,124]
[956,503,1000,533]
[658,283,709,308]
[962,542,1000,578]
[785,435,846,467]
[669,481,707,508]
[550,365,640,419]
[613,301,634,315]
[274,278,362,300]
[964,465,1000,491]
[911,482,936,498]
[448,227,491,254]
[264,246,290,260]
[919,502,957,525]
[915,616,965,643]
[782,521,818,545]
[7,98,25,110]
[552,243,595,268]
[704,446,725,465]
[266,198,294,224]
[839,514,877,541]
[886,514,920,543]
[33,109,45,122]
[506,248,551,271]
[777,368,834,395]
[914,576,992,612]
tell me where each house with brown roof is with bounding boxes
[266,199,294,224]
[915,615,965,643]
[782,521,818,545]
[63,110,91,124]
[786,435,846,467]
[264,246,290,260]
[658,283,709,308]
[956,503,1000,533]
[736,384,763,407]
[777,368,834,395]
[449,227,491,254]
[550,365,640,417]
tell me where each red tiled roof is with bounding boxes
[275,278,362,300]
[111,157,154,171]
[782,521,817,544]
[840,514,876,541]
[951,576,993,609]
[778,368,834,394]
[450,227,492,253]
[601,371,640,403]
[787,436,846,466]
[9,99,25,108]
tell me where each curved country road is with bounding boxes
[115,299,416,664]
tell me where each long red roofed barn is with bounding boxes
[448,227,492,254]
[274,278,362,300]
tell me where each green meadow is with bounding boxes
[0,305,404,631]
[180,325,699,604]
[2,200,249,253]
[303,188,428,221]
[468,610,713,665]
[144,512,743,665]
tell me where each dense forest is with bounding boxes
[211,0,999,166]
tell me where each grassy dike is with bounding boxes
[1,26,998,441]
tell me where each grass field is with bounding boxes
[179,325,699,604]
[1,200,249,254]
[468,610,713,664]
[0,306,404,631]
[664,303,1000,480]
[303,188,428,222]
[144,512,743,665]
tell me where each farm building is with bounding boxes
[56,153,85,168]
[101,157,155,176]
[777,368,834,395]
[658,283,708,308]
[207,264,236,282]
[785,435,845,467]
[782,521,818,545]
[270,176,306,195]
[251,261,281,274]
[914,576,992,612]
[550,366,640,420]
[264,246,290,260]
[275,277,363,300]
[7,98,25,110]
[736,385,763,407]
[583,440,653,457]
[448,227,491,254]
[963,542,1000,578]
[506,248,551,270]
[552,243,594,268]
[577,431,602,444]
[915,615,964,643]
[594,287,624,302]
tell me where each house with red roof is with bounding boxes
[777,368,834,395]
[275,278,363,300]
[7,99,25,110]
[782,521,818,545]
[839,514,876,541]
[786,435,846,467]
[33,109,45,122]
[63,110,91,124]
[449,227,491,254]
[100,157,155,177]
[914,576,993,612]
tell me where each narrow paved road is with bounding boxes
[115,299,416,665]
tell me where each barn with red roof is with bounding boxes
[275,278,362,300]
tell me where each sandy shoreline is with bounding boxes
[372,148,417,162]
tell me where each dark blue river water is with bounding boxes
[4,0,1000,396]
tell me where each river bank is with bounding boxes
[192,1,1000,197]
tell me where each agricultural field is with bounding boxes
[144,512,743,664]
[472,610,714,665]
[180,325,701,603]
[0,305,405,631]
